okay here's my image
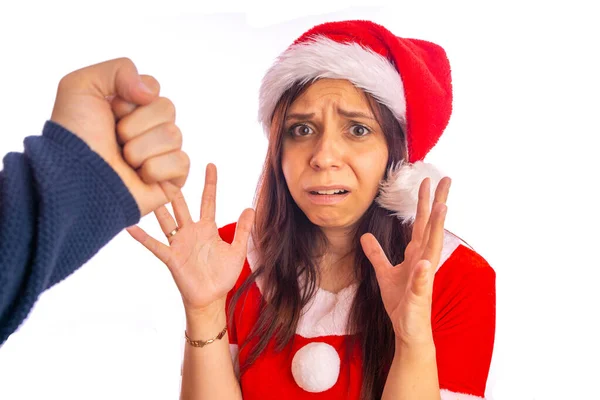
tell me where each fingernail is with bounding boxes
[137,79,153,96]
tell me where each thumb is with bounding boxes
[360,233,393,279]
[59,57,156,106]
[111,75,162,121]
[232,208,256,255]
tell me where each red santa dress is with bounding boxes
[221,223,496,400]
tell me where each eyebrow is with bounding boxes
[337,109,376,121]
[286,112,315,121]
[285,108,376,121]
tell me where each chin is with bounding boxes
[305,212,358,230]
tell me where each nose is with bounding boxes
[309,130,342,170]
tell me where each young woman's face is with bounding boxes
[281,79,389,230]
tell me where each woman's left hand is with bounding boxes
[360,177,451,347]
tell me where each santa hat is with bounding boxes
[258,20,452,222]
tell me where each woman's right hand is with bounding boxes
[127,163,255,314]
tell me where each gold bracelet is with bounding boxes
[185,326,227,348]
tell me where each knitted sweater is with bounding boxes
[0,121,140,346]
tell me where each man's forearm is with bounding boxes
[0,122,140,346]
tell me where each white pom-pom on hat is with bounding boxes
[376,161,445,223]
[291,342,341,392]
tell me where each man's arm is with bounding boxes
[0,57,190,346]
[0,121,140,345]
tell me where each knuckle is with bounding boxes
[164,123,182,145]
[179,151,191,169]
[122,142,139,167]
[149,241,160,254]
[116,119,131,140]
[158,97,176,120]
[140,159,159,181]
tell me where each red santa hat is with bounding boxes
[258,20,452,222]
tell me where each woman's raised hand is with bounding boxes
[360,177,451,347]
[127,163,255,314]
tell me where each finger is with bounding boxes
[360,233,394,278]
[138,150,191,185]
[411,178,431,245]
[200,163,217,221]
[112,97,137,122]
[111,75,161,121]
[159,181,183,204]
[420,178,451,250]
[122,122,182,169]
[231,208,255,254]
[170,190,194,227]
[153,205,178,238]
[58,57,156,106]
[126,226,171,264]
[116,97,176,143]
[410,259,433,298]
[169,173,188,188]
[433,176,452,205]
[421,203,448,267]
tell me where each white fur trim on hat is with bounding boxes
[440,388,485,399]
[259,35,406,131]
[291,342,340,392]
[376,161,445,222]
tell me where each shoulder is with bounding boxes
[431,231,496,352]
[435,230,495,293]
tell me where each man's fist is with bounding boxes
[50,57,189,216]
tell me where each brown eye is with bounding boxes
[290,124,313,137]
[350,124,370,137]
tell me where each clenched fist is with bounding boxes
[50,57,190,216]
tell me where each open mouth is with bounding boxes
[309,189,349,195]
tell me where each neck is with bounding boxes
[318,226,356,291]
[321,226,353,259]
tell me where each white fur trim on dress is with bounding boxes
[258,35,406,131]
[440,388,485,399]
[376,160,445,222]
[295,281,357,338]
[438,231,464,272]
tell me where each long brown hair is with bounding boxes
[229,80,412,399]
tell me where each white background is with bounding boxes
[0,1,598,399]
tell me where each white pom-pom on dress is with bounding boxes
[291,342,341,392]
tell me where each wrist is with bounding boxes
[394,336,436,361]
[185,300,227,339]
[184,297,226,319]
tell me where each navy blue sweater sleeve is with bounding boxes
[0,121,141,346]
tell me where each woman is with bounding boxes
[128,20,495,400]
